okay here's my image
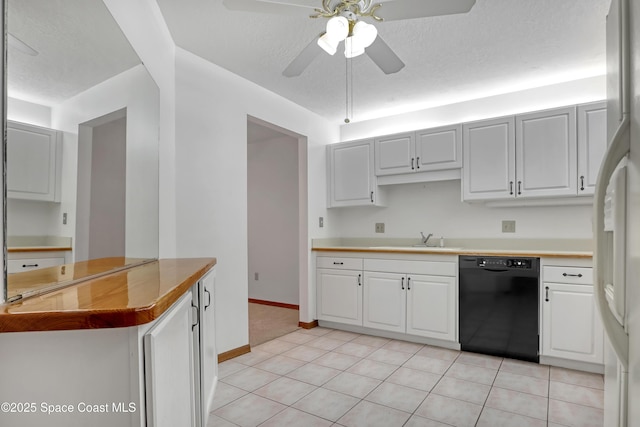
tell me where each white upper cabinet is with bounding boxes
[516,106,577,198]
[375,125,462,177]
[328,139,383,207]
[7,121,63,202]
[375,132,415,176]
[415,124,463,172]
[463,106,586,202]
[463,116,516,201]
[577,101,607,195]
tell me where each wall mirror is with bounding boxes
[4,0,160,302]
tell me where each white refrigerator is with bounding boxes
[596,0,640,425]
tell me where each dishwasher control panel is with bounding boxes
[476,257,534,269]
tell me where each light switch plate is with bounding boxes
[375,223,385,233]
[502,220,516,233]
[319,217,324,228]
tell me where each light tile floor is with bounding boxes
[209,328,604,427]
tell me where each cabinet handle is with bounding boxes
[358,274,362,286]
[407,277,411,290]
[333,262,344,265]
[562,273,583,278]
[370,191,374,203]
[411,158,415,170]
[191,303,200,330]
[517,181,522,195]
[401,277,405,290]
[204,288,212,310]
[22,264,39,268]
[545,286,549,302]
[580,176,585,191]
[416,157,420,169]
[509,181,514,195]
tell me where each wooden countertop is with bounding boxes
[0,257,216,332]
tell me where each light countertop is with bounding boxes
[312,238,593,259]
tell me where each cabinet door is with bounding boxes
[144,293,196,427]
[516,106,577,198]
[542,283,604,364]
[328,140,378,207]
[462,117,515,201]
[7,121,62,202]
[374,132,415,176]
[406,274,456,341]
[577,102,607,195]
[415,124,462,171]
[199,269,217,426]
[317,269,362,325]
[363,272,406,333]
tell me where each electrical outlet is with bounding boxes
[254,272,259,281]
[62,213,67,225]
[502,220,516,233]
[319,217,324,228]
[375,223,385,233]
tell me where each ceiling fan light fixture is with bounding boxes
[344,36,365,58]
[317,16,349,55]
[352,20,377,48]
[317,32,340,55]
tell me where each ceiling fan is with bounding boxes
[222,0,476,77]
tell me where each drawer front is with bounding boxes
[8,257,66,274]
[317,257,363,270]
[364,258,456,276]
[543,266,593,285]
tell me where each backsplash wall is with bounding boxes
[327,180,593,240]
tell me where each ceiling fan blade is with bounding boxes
[366,35,404,74]
[283,34,323,77]
[375,0,476,21]
[222,0,317,17]
[8,33,38,56]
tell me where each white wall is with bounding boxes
[248,136,299,306]
[8,98,51,127]
[52,64,159,260]
[341,75,606,141]
[104,0,177,259]
[329,180,593,240]
[174,47,337,353]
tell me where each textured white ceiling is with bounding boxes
[157,0,610,124]
[7,0,140,106]
[7,0,610,125]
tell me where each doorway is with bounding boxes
[247,117,308,346]
[75,109,127,261]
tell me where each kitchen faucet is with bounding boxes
[420,232,433,246]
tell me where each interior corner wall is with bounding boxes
[174,47,338,353]
[248,136,299,306]
[104,0,177,259]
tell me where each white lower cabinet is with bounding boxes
[144,293,196,427]
[317,255,457,343]
[363,271,456,341]
[541,263,604,365]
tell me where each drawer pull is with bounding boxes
[407,277,411,290]
[358,274,362,286]
[401,277,405,290]
[562,273,583,278]
[545,286,549,302]
[22,264,39,268]
[333,262,344,265]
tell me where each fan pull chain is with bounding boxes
[345,56,353,123]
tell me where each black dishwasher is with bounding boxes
[459,256,540,362]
